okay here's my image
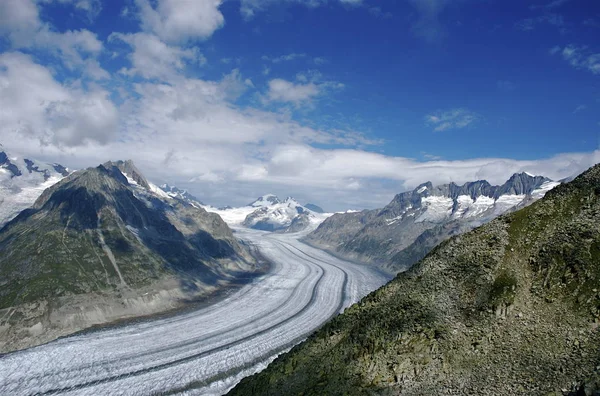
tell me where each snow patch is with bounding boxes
[415,196,454,223]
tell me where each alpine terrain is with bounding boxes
[231,163,600,396]
[204,194,331,232]
[0,145,70,227]
[305,172,560,273]
[0,160,259,353]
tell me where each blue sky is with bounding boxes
[0,0,599,210]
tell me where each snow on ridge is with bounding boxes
[415,196,454,223]
[531,181,560,199]
[0,151,70,227]
[417,186,428,194]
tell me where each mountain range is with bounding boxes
[0,158,260,353]
[0,146,71,227]
[203,194,331,233]
[304,172,560,273]
[231,163,600,396]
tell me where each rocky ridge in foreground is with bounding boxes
[231,164,600,395]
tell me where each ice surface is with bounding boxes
[0,230,390,396]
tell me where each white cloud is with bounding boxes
[573,104,587,114]
[425,108,481,132]
[136,0,225,43]
[262,53,306,63]
[1,0,598,212]
[0,52,118,147]
[552,44,600,75]
[0,0,40,46]
[265,79,320,105]
[0,0,107,80]
[110,32,203,80]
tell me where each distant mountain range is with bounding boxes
[304,172,560,273]
[203,194,331,233]
[0,157,259,353]
[0,146,71,227]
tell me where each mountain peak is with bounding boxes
[103,160,150,190]
[159,183,204,205]
[250,194,281,207]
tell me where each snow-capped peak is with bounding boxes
[159,184,204,206]
[0,147,71,227]
[250,194,281,207]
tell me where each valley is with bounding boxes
[0,229,390,395]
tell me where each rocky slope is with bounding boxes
[230,163,600,396]
[0,145,70,227]
[305,172,559,273]
[0,161,259,353]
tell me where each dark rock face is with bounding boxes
[230,164,600,396]
[0,151,22,177]
[104,160,151,190]
[304,172,556,273]
[493,172,551,197]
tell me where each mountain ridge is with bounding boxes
[0,160,260,353]
[304,172,560,273]
[230,163,600,396]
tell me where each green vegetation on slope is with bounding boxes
[230,164,600,396]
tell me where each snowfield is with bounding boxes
[0,229,390,396]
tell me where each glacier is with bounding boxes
[0,229,390,396]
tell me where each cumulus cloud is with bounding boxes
[1,0,598,212]
[0,52,118,147]
[552,44,600,75]
[265,79,320,105]
[0,0,41,46]
[110,32,203,80]
[425,108,481,132]
[0,0,108,79]
[136,0,225,43]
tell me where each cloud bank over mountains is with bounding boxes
[0,0,598,210]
